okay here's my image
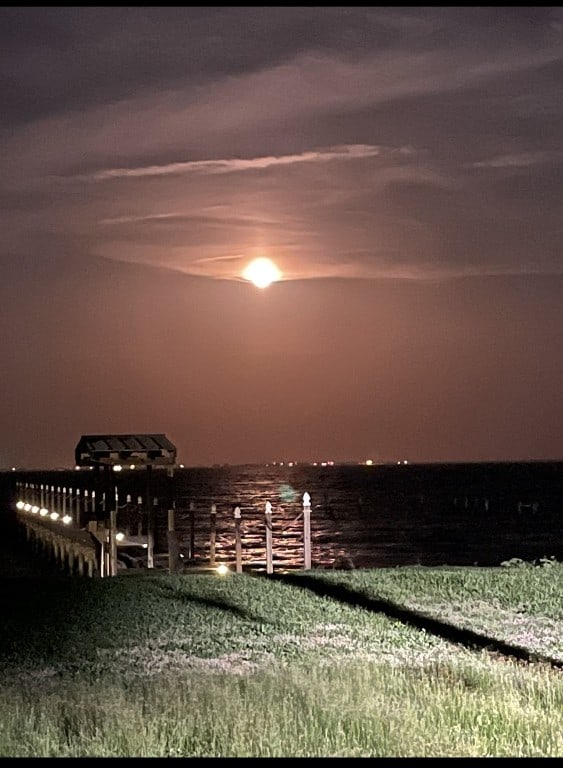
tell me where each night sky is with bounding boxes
[1,7,562,469]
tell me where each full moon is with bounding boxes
[242,257,282,288]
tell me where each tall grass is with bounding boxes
[1,566,562,756]
[1,656,561,756]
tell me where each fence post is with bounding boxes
[303,491,311,570]
[234,506,242,573]
[209,503,217,567]
[76,488,81,528]
[265,501,273,574]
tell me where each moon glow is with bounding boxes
[242,257,282,288]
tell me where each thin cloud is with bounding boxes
[472,150,563,169]
[101,212,284,227]
[91,144,385,181]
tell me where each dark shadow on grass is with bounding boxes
[263,572,563,670]
[148,579,266,623]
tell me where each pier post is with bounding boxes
[76,488,81,528]
[146,466,154,569]
[209,503,217,567]
[109,487,118,577]
[234,506,242,573]
[167,506,179,574]
[265,501,273,574]
[167,466,178,573]
[189,501,195,561]
[137,496,143,537]
[303,492,311,570]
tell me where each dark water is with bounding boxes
[5,462,563,569]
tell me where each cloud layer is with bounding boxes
[1,6,562,283]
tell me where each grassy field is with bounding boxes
[0,556,562,757]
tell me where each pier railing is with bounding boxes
[13,480,314,577]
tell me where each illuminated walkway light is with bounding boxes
[216,564,230,575]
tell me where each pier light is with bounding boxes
[142,543,148,549]
[113,465,122,472]
[216,564,230,575]
[50,512,59,521]
[24,503,32,512]
[129,465,135,470]
[31,506,39,514]
[39,508,48,516]
[62,515,72,525]
[16,501,24,510]
[115,532,125,542]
